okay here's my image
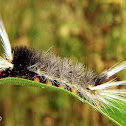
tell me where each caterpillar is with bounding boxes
[0,17,126,114]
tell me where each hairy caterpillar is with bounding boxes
[0,17,126,114]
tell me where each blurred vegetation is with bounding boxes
[0,0,126,125]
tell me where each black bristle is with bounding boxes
[12,46,38,72]
[4,46,39,78]
[94,73,108,86]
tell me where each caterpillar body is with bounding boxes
[0,17,126,114]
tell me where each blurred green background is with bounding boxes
[0,0,126,125]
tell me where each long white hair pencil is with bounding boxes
[0,17,126,125]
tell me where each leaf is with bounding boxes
[0,77,126,126]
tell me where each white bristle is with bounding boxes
[0,56,13,70]
[106,61,126,78]
[0,16,13,71]
[90,81,126,90]
[0,16,13,61]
